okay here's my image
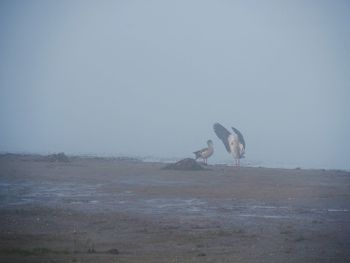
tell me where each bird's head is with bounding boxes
[207,140,213,146]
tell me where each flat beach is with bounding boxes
[0,154,349,262]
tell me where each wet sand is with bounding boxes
[0,154,349,262]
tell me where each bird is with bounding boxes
[193,140,214,165]
[213,123,246,166]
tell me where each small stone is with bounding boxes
[106,248,119,254]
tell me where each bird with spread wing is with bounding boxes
[213,123,246,166]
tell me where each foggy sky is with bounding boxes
[1,0,349,169]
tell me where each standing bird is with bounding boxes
[193,140,214,165]
[213,123,246,166]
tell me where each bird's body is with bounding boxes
[213,123,245,166]
[193,140,214,164]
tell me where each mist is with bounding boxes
[0,0,349,170]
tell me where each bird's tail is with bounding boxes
[193,151,201,159]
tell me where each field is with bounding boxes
[0,154,349,262]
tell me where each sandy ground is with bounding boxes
[0,154,349,263]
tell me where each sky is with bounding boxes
[0,0,349,169]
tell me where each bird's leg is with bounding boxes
[235,159,239,167]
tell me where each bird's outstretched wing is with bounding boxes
[231,126,246,149]
[213,123,231,153]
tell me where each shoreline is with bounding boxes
[0,152,348,172]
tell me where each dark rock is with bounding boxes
[106,248,120,254]
[46,152,69,162]
[163,158,204,171]
[87,248,96,253]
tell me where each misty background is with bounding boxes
[0,0,349,170]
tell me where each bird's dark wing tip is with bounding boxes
[231,126,246,149]
[213,123,231,153]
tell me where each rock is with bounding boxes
[87,248,96,253]
[46,152,69,162]
[106,248,120,254]
[163,158,204,171]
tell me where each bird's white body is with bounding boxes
[228,134,240,159]
[200,145,214,159]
